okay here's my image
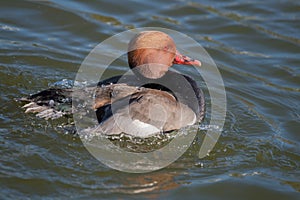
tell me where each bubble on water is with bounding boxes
[49,79,74,89]
[199,124,221,131]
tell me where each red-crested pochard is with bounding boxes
[18,31,205,137]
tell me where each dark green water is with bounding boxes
[1,0,300,199]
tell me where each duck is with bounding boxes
[19,31,205,138]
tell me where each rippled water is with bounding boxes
[1,0,300,199]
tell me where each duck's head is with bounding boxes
[128,31,201,79]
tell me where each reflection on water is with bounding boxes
[0,0,300,199]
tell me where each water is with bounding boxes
[1,0,300,199]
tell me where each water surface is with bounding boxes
[0,0,299,199]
